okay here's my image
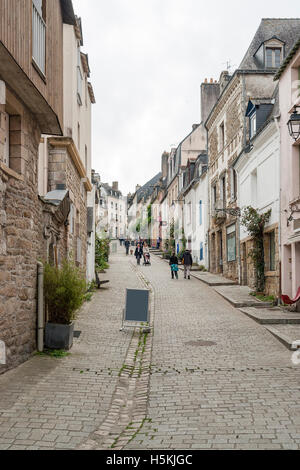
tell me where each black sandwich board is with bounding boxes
[121,289,150,330]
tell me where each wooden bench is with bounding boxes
[95,271,110,289]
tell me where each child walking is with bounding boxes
[169,252,179,280]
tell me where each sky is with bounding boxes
[72,0,300,196]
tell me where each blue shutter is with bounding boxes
[200,242,204,261]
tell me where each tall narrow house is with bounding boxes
[0,0,76,372]
[38,15,95,276]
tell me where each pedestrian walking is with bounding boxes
[169,252,179,280]
[143,243,151,265]
[181,249,193,280]
[124,238,130,256]
[135,244,143,266]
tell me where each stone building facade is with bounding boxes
[275,38,300,307]
[0,0,78,373]
[207,19,300,286]
[234,102,281,297]
[38,15,95,277]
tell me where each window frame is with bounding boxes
[250,112,257,139]
[269,230,276,272]
[32,0,46,77]
[226,223,236,262]
[199,200,203,226]
[265,47,282,68]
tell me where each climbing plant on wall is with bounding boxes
[241,206,271,293]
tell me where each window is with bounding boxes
[2,111,22,174]
[220,122,225,150]
[251,169,257,207]
[187,202,192,225]
[220,176,226,208]
[76,237,82,264]
[77,48,83,105]
[77,123,80,151]
[69,204,74,234]
[212,185,217,209]
[269,231,276,271]
[200,242,204,261]
[265,47,282,68]
[32,0,46,75]
[199,201,203,225]
[230,168,237,201]
[250,112,257,138]
[226,224,236,262]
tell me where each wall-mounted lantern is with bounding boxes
[287,106,300,141]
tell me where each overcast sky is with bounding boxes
[72,0,300,196]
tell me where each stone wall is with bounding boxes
[0,101,43,374]
[240,224,280,297]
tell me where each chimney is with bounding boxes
[112,181,119,191]
[219,70,231,93]
[136,184,141,193]
[200,79,220,124]
[161,151,169,178]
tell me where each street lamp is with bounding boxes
[287,106,300,141]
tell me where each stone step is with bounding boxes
[239,307,300,325]
[265,325,300,351]
[188,272,237,286]
[213,285,273,308]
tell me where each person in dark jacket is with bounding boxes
[182,250,193,280]
[135,244,143,265]
[124,238,130,256]
[169,252,179,280]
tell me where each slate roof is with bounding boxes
[274,36,300,80]
[239,18,300,70]
[102,183,122,198]
[137,172,162,203]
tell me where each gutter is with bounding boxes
[37,263,44,353]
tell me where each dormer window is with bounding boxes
[266,47,282,68]
[253,37,284,70]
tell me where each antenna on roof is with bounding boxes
[222,60,236,73]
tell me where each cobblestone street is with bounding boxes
[0,248,299,450]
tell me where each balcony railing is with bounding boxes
[32,3,46,75]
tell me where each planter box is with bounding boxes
[45,322,74,350]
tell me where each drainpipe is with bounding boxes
[274,115,281,303]
[37,262,44,352]
[237,215,242,285]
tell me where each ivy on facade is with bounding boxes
[241,206,271,293]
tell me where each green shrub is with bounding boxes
[198,265,207,271]
[44,260,87,325]
[95,235,110,270]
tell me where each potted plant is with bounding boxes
[44,260,87,350]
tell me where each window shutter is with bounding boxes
[3,112,9,167]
